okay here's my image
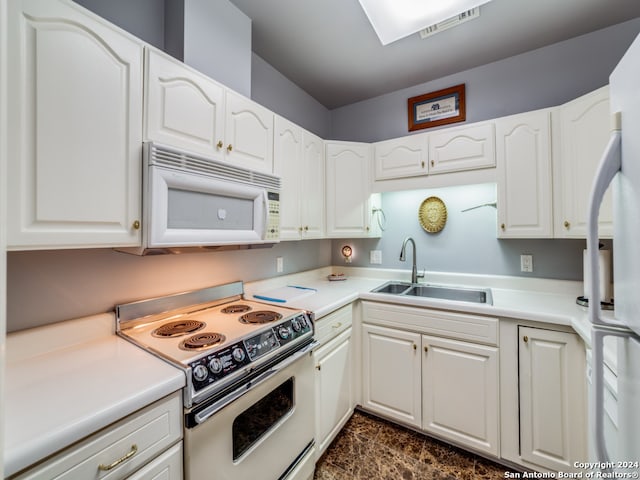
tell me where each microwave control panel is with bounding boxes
[266,191,280,241]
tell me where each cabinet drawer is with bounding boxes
[362,301,498,346]
[13,392,182,480]
[315,304,353,345]
[127,442,183,480]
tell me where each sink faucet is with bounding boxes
[399,237,424,284]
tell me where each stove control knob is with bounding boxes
[278,326,290,339]
[291,319,301,332]
[298,316,308,329]
[232,347,246,362]
[208,357,223,374]
[193,364,209,382]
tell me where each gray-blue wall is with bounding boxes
[251,54,332,139]
[330,18,640,142]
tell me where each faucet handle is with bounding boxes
[417,269,425,281]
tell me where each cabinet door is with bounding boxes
[145,48,225,160]
[496,110,553,238]
[127,442,183,480]
[314,329,353,458]
[7,0,142,249]
[224,91,274,173]
[555,86,612,238]
[325,142,373,237]
[428,122,495,174]
[374,134,428,180]
[274,116,303,240]
[301,131,325,239]
[361,323,421,428]
[519,326,587,471]
[422,335,499,456]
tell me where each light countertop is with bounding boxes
[4,313,185,478]
[5,266,609,477]
[245,266,596,342]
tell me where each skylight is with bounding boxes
[358,0,493,45]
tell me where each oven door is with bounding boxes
[184,349,316,480]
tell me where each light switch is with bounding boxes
[370,250,382,264]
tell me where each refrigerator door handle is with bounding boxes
[587,112,623,328]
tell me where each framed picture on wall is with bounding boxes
[408,84,466,131]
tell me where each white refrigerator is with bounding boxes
[588,32,640,472]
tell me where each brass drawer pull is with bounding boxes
[523,335,529,343]
[332,322,343,329]
[98,444,138,471]
[227,144,233,152]
[216,140,223,149]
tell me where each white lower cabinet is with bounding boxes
[361,323,422,428]
[314,305,354,459]
[12,392,183,480]
[422,335,499,456]
[518,326,587,472]
[361,301,500,449]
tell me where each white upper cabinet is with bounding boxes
[146,49,274,173]
[555,86,612,238]
[7,0,143,249]
[428,122,496,174]
[274,117,325,240]
[374,134,428,180]
[301,131,326,239]
[496,109,553,238]
[224,90,274,173]
[145,48,225,159]
[326,141,377,238]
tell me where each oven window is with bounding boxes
[232,377,294,460]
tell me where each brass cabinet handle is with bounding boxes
[424,346,428,353]
[304,226,309,231]
[216,140,223,149]
[564,220,570,229]
[500,223,505,230]
[523,335,529,343]
[431,160,435,167]
[316,365,321,371]
[132,220,140,230]
[98,444,138,471]
[332,322,343,329]
[227,144,233,152]
[413,344,417,351]
[421,161,425,168]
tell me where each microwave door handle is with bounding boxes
[587,112,622,328]
[262,190,269,238]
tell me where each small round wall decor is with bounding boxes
[418,196,447,233]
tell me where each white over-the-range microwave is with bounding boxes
[118,142,281,255]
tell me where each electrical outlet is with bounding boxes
[520,254,533,273]
[370,250,382,264]
[276,256,284,273]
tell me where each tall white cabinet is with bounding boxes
[555,85,612,238]
[496,109,553,238]
[325,141,379,238]
[274,117,325,240]
[7,0,143,249]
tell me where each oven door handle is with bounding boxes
[193,340,318,425]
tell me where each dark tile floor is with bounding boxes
[314,409,522,480]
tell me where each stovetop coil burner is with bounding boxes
[152,319,205,338]
[240,310,283,324]
[180,332,226,351]
[221,304,252,314]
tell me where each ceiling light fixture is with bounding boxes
[358,0,493,45]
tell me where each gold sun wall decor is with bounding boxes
[419,196,447,233]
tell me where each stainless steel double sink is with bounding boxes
[371,281,493,305]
